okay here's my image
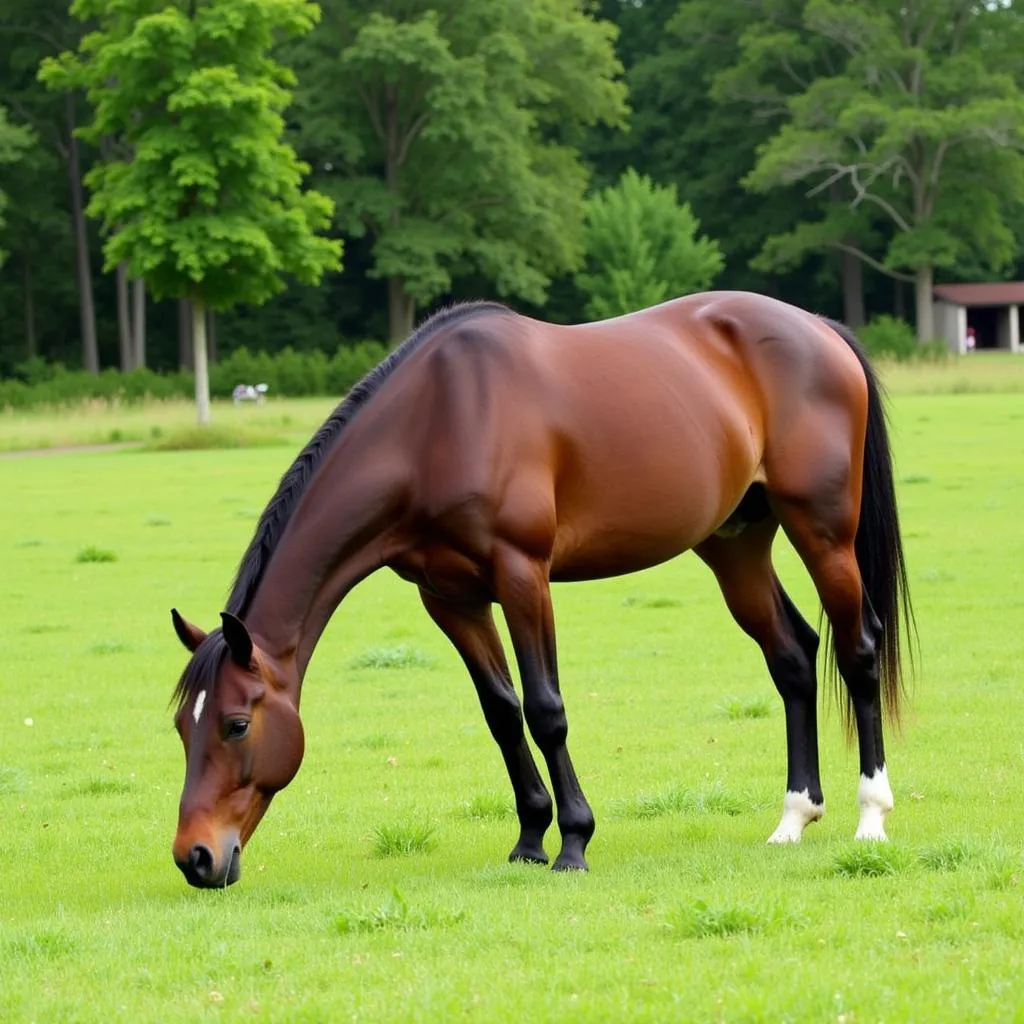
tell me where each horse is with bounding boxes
[168,291,914,888]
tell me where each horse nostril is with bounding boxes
[188,844,215,881]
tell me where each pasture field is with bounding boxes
[2,388,1024,1023]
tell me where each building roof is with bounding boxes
[933,281,1024,307]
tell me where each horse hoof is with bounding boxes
[551,854,588,872]
[508,845,548,865]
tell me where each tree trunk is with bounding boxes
[65,94,99,374]
[116,262,133,371]
[387,276,415,346]
[192,296,211,426]
[178,297,194,370]
[840,244,865,329]
[132,278,146,368]
[207,308,217,363]
[914,265,934,344]
[23,258,37,359]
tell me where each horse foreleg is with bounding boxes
[493,544,596,871]
[418,589,554,864]
[697,525,825,844]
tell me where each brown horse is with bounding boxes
[169,292,913,888]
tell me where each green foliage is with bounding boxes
[38,0,342,310]
[0,106,36,267]
[289,0,628,338]
[859,316,919,362]
[574,169,724,319]
[737,1,1024,297]
[0,342,387,409]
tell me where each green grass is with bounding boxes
[2,391,1024,1022]
[0,395,337,452]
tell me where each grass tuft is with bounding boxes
[717,695,773,720]
[67,778,136,797]
[922,894,974,924]
[23,623,69,635]
[348,644,434,670]
[141,424,291,452]
[622,595,682,609]
[369,820,438,858]
[614,781,755,820]
[144,516,171,527]
[901,473,932,484]
[833,844,915,878]
[0,765,27,794]
[75,545,117,563]
[88,641,131,656]
[455,792,515,821]
[917,838,984,873]
[334,888,464,935]
[2,930,75,962]
[667,900,788,939]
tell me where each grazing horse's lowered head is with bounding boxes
[170,610,304,888]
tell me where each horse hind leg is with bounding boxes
[772,494,893,842]
[696,517,825,845]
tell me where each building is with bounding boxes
[932,282,1023,354]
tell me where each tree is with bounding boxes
[606,0,852,324]
[738,0,1024,342]
[0,106,34,269]
[574,168,724,319]
[288,0,628,344]
[2,0,102,371]
[40,0,343,423]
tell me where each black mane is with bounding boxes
[224,300,509,619]
[171,300,509,713]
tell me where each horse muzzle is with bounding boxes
[174,835,242,889]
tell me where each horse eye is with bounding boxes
[224,719,249,741]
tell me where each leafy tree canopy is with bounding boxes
[288,0,628,340]
[575,168,724,320]
[39,0,342,310]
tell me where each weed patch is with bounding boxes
[334,888,464,934]
[369,821,438,858]
[349,644,434,670]
[76,545,117,563]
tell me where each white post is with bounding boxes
[1011,304,1020,354]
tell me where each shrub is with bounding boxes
[0,343,388,410]
[858,315,918,362]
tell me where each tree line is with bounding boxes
[2,0,1023,384]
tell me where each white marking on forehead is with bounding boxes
[193,689,207,725]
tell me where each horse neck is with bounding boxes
[244,433,406,686]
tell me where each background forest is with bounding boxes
[2,0,1023,389]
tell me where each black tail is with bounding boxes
[820,317,916,736]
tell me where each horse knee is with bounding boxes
[479,686,525,747]
[523,691,567,749]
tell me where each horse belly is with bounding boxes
[550,429,755,582]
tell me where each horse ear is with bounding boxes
[171,609,206,653]
[220,612,254,668]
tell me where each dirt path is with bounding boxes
[0,441,143,460]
